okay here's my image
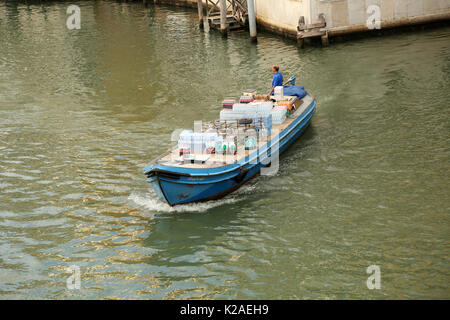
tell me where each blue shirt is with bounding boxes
[272,72,283,87]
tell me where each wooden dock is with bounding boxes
[297,14,329,47]
[204,0,248,32]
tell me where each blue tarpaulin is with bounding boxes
[282,85,307,99]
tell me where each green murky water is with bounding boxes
[0,1,449,299]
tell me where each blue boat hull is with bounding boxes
[145,97,316,206]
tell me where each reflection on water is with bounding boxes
[0,1,449,299]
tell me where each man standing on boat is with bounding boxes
[269,65,283,96]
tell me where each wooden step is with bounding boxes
[209,17,239,23]
[209,13,235,18]
[208,15,245,30]
[298,29,326,39]
[209,19,241,26]
[209,23,244,31]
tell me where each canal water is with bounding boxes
[0,1,448,299]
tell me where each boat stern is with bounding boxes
[144,164,243,206]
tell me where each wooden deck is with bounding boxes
[157,94,313,169]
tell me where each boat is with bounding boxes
[144,83,317,206]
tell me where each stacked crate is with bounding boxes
[271,105,287,125]
[178,130,219,155]
[222,99,235,109]
[219,111,272,137]
[239,96,254,104]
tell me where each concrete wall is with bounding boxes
[316,0,450,30]
[254,0,307,36]
[254,0,450,37]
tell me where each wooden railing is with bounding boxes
[206,0,248,25]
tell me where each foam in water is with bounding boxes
[129,190,241,213]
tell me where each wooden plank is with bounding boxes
[298,30,326,38]
[306,22,326,29]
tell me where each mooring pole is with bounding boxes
[197,0,204,28]
[219,0,228,36]
[247,0,257,42]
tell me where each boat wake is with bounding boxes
[128,190,241,213]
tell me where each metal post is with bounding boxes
[197,0,204,28]
[219,0,228,36]
[247,0,257,42]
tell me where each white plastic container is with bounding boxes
[191,133,204,153]
[233,103,257,113]
[179,130,193,142]
[220,109,233,119]
[214,136,223,153]
[274,86,283,98]
[228,141,236,154]
[271,105,287,125]
[178,130,193,154]
[256,101,273,113]
[204,132,218,142]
